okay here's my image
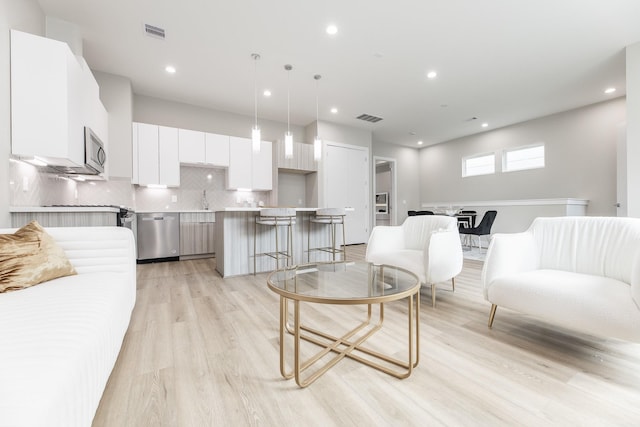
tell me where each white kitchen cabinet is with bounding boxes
[132,122,180,186]
[205,133,230,167]
[10,29,84,166]
[227,137,252,189]
[178,130,229,167]
[253,140,273,190]
[227,137,272,190]
[79,57,109,146]
[135,123,160,185]
[159,126,180,186]
[178,129,206,164]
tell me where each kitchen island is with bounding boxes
[215,208,343,277]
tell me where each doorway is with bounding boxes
[373,156,397,227]
[324,142,370,244]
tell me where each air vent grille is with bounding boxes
[144,24,165,39]
[356,114,383,123]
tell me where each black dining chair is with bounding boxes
[458,210,497,250]
[456,210,477,229]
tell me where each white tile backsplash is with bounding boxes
[9,160,76,206]
[9,161,271,212]
[134,166,271,211]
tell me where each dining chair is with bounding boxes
[458,210,497,250]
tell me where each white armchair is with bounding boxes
[482,216,640,342]
[366,216,463,307]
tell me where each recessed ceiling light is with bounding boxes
[604,87,616,94]
[481,123,489,128]
[263,90,272,97]
[330,107,338,114]
[326,24,338,35]
[417,141,423,145]
[165,65,176,74]
[427,71,437,79]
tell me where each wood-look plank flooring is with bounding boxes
[93,245,640,426]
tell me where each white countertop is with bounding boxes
[10,206,123,213]
[220,207,319,212]
[135,210,215,214]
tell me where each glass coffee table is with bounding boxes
[267,261,420,387]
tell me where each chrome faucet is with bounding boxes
[202,190,209,210]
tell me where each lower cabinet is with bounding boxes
[179,213,215,258]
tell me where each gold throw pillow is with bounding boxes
[0,221,77,292]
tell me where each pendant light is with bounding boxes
[284,64,293,159]
[313,74,322,161]
[251,53,261,153]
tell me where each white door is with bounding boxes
[325,143,369,244]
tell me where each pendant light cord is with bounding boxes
[315,75,320,137]
[287,68,291,133]
[254,56,258,128]
[251,53,260,129]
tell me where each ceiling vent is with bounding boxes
[144,24,166,39]
[356,113,383,123]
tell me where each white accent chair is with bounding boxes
[366,215,463,307]
[482,216,640,342]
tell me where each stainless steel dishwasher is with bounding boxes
[136,212,180,261]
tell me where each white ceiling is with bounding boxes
[37,0,640,147]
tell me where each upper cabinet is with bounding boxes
[205,133,230,167]
[178,129,205,164]
[178,129,230,167]
[78,57,108,144]
[132,122,271,190]
[276,140,317,173]
[10,30,108,167]
[227,137,272,190]
[132,123,180,187]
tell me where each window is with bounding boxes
[462,153,495,177]
[503,144,545,172]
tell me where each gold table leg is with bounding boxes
[278,291,420,387]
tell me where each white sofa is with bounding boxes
[366,215,463,307]
[0,226,137,427]
[482,216,640,342]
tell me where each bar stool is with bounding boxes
[254,208,296,274]
[307,208,347,262]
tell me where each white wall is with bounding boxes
[277,172,307,207]
[419,98,625,216]
[94,71,133,179]
[318,121,372,149]
[0,0,44,227]
[372,140,421,224]
[134,94,304,143]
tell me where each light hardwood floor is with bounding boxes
[93,245,640,426]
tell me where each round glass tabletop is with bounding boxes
[267,261,420,304]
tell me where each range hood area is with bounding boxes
[10,21,109,179]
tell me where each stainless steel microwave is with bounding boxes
[84,127,106,174]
